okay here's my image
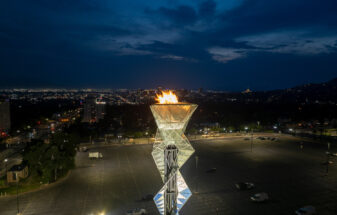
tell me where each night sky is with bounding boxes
[1,0,337,91]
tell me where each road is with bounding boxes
[0,134,336,215]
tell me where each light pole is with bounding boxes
[195,155,199,194]
[4,158,8,173]
[326,142,331,175]
[326,152,329,175]
[146,132,149,144]
[4,158,8,184]
[16,173,20,215]
[250,129,253,152]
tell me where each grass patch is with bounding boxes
[0,177,6,188]
[0,175,42,196]
[0,183,40,195]
[0,170,70,196]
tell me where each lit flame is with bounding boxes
[156,90,178,104]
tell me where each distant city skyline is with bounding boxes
[1,0,337,90]
[0,76,336,92]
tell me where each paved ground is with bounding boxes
[0,134,336,215]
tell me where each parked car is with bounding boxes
[326,151,337,157]
[79,146,88,152]
[141,194,154,201]
[126,208,147,215]
[89,152,103,159]
[250,192,269,202]
[206,167,217,173]
[235,182,255,190]
[295,206,316,215]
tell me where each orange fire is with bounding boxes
[156,90,178,104]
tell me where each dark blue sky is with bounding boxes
[1,0,337,91]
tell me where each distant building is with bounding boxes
[7,162,29,183]
[82,95,106,123]
[82,96,96,123]
[0,100,11,131]
[95,98,106,122]
[242,89,252,94]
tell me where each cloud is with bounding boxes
[89,27,181,56]
[87,37,153,56]
[236,30,337,55]
[199,0,217,17]
[144,0,224,31]
[159,54,198,62]
[220,0,337,37]
[116,48,152,56]
[160,55,184,60]
[207,47,247,63]
[208,30,337,63]
[147,5,197,26]
[32,0,104,12]
[113,30,181,46]
[2,0,337,90]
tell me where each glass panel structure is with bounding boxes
[151,103,197,215]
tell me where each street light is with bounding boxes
[195,155,199,194]
[145,132,149,144]
[250,129,253,152]
[16,173,20,215]
[4,158,8,175]
[326,142,331,175]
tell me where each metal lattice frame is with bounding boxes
[151,103,197,215]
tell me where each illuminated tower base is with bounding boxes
[151,103,197,215]
[164,145,178,214]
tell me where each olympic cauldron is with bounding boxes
[151,91,197,215]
